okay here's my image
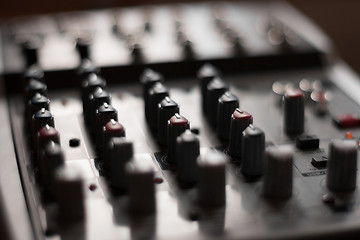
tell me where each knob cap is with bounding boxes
[326,139,357,192]
[206,78,228,127]
[27,93,50,128]
[39,141,64,198]
[23,64,44,85]
[126,160,156,214]
[87,87,111,129]
[157,97,179,146]
[227,109,253,159]
[55,167,85,221]
[197,150,227,206]
[103,119,126,151]
[105,137,133,190]
[95,103,118,149]
[197,64,219,113]
[216,91,239,141]
[146,82,169,131]
[176,130,200,184]
[37,125,60,159]
[283,88,304,136]
[140,68,164,100]
[263,146,293,199]
[32,109,54,149]
[241,125,265,177]
[167,114,190,164]
[81,73,106,105]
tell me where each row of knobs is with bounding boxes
[23,62,86,221]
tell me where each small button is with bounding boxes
[311,156,328,168]
[69,138,81,147]
[296,135,319,150]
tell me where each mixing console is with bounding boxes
[2,1,360,240]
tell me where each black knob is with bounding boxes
[176,130,200,184]
[283,88,304,136]
[95,103,118,149]
[36,125,60,160]
[86,87,111,129]
[105,137,133,190]
[76,59,100,80]
[103,119,126,152]
[197,150,227,206]
[227,109,253,159]
[25,79,48,104]
[216,91,239,141]
[326,139,357,192]
[146,82,169,131]
[130,43,143,63]
[263,146,293,199]
[157,97,179,146]
[167,114,190,164]
[206,78,228,126]
[241,125,265,178]
[82,74,107,119]
[32,109,54,149]
[76,35,92,60]
[23,64,44,86]
[126,160,156,214]
[27,93,50,127]
[197,64,220,113]
[140,68,164,100]
[55,167,85,222]
[39,141,64,198]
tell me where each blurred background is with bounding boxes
[0,0,359,73]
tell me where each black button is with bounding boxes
[69,138,81,147]
[296,135,319,150]
[311,156,328,168]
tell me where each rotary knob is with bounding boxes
[206,78,228,127]
[146,82,169,131]
[197,63,219,113]
[86,87,111,129]
[102,119,126,151]
[326,139,357,193]
[283,88,305,136]
[216,91,239,141]
[95,103,118,149]
[157,97,179,146]
[140,68,164,100]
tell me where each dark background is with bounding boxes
[0,1,358,73]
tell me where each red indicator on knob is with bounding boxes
[333,114,360,128]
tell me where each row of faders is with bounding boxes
[23,62,86,228]
[79,57,157,214]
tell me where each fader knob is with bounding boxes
[140,68,164,100]
[56,167,85,221]
[126,160,156,214]
[157,97,179,146]
[39,141,64,197]
[326,139,357,192]
[105,137,133,190]
[146,82,169,130]
[197,150,227,206]
[197,64,219,113]
[241,125,265,177]
[216,92,239,141]
[263,146,293,199]
[284,88,304,136]
[206,78,228,126]
[176,130,200,184]
[167,114,190,164]
[103,119,126,150]
[227,109,253,159]
[95,103,118,149]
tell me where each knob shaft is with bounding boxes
[326,139,357,192]
[197,150,227,206]
[263,146,293,199]
[241,125,265,177]
[216,91,239,141]
[176,130,200,184]
[227,109,253,159]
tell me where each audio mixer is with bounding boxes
[2,1,360,240]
